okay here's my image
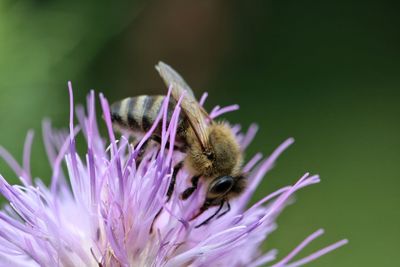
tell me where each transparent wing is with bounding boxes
[156,61,210,149]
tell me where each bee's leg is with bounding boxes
[190,199,211,221]
[180,175,200,200]
[135,139,150,165]
[150,135,162,144]
[194,201,225,228]
[167,161,183,201]
[216,201,231,219]
[150,161,183,234]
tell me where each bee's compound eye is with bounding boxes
[210,176,234,195]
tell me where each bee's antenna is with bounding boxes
[189,200,211,221]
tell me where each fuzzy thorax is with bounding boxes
[184,122,243,178]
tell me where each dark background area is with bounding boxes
[0,1,399,266]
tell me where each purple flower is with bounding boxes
[0,81,347,267]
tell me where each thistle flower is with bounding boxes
[0,82,347,267]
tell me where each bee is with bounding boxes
[110,62,246,227]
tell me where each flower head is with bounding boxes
[0,81,347,266]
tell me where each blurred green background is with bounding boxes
[0,0,399,266]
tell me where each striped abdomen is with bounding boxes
[110,95,187,140]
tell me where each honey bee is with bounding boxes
[110,62,246,227]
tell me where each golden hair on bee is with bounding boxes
[185,122,242,179]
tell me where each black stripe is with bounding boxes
[167,97,186,131]
[167,97,177,123]
[154,96,165,135]
[110,101,123,124]
[127,98,140,130]
[142,96,153,131]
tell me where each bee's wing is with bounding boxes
[156,61,210,149]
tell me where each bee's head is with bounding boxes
[205,174,247,205]
[188,174,247,223]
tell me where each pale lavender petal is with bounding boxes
[249,249,278,267]
[0,147,24,183]
[243,152,263,173]
[238,138,295,209]
[0,76,346,267]
[199,92,208,106]
[239,123,259,150]
[209,104,240,118]
[285,239,348,267]
[22,130,34,185]
[271,229,325,267]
